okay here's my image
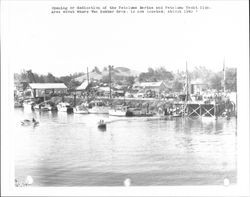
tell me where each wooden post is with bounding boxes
[200,104,202,117]
[109,65,113,99]
[87,67,89,85]
[44,89,46,102]
[86,67,89,103]
[223,59,226,93]
[214,102,217,120]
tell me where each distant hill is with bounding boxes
[114,67,141,77]
[74,67,141,83]
[74,71,102,83]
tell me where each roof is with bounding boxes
[29,83,67,89]
[191,79,208,85]
[136,81,166,88]
[76,80,89,90]
[98,87,112,92]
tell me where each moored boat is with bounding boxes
[87,100,110,114]
[57,102,73,113]
[108,105,130,117]
[34,101,57,111]
[14,101,23,108]
[74,104,89,114]
[129,108,154,117]
[23,99,35,111]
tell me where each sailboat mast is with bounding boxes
[223,59,226,93]
[109,65,113,99]
[185,61,189,102]
[87,67,89,85]
[87,67,89,103]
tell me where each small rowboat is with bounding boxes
[98,120,106,130]
[21,118,39,126]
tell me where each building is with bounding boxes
[76,80,89,91]
[24,83,68,98]
[133,81,169,97]
[96,87,113,97]
[190,79,209,94]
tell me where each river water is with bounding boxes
[14,108,237,186]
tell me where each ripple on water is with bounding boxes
[14,108,237,186]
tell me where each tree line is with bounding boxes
[14,66,237,92]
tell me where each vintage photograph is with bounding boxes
[1,0,249,196]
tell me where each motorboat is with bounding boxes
[23,99,35,112]
[98,119,106,131]
[34,101,57,111]
[87,100,110,114]
[14,101,23,108]
[172,111,182,117]
[108,105,129,117]
[57,102,73,113]
[74,104,89,114]
[129,108,154,117]
[21,118,39,126]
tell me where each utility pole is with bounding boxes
[109,65,114,99]
[87,67,89,85]
[183,61,189,117]
[86,67,89,103]
[185,61,189,102]
[223,59,226,93]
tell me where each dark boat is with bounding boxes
[98,120,106,130]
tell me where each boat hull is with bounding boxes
[57,103,74,113]
[88,107,109,114]
[108,109,127,116]
[74,109,89,114]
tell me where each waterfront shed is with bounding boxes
[25,83,68,98]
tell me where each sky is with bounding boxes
[2,1,249,77]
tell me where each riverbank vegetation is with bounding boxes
[14,66,237,92]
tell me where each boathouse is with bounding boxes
[25,83,68,98]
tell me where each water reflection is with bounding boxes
[14,108,237,186]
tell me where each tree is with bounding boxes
[225,68,237,92]
[126,76,135,86]
[148,67,154,74]
[139,67,174,82]
[190,66,212,81]
[68,80,81,90]
[58,76,72,86]
[101,75,110,84]
[172,80,183,92]
[210,73,222,90]
[92,66,101,74]
[44,73,56,83]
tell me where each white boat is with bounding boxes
[23,100,35,111]
[34,101,55,111]
[57,102,73,113]
[34,104,51,111]
[87,100,110,114]
[74,104,89,114]
[109,105,129,117]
